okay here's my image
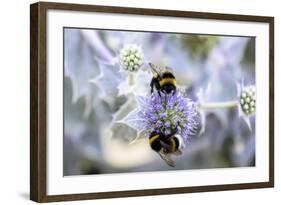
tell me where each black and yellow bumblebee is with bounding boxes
[149,63,177,95]
[149,128,183,167]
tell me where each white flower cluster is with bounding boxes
[119,44,144,72]
[240,86,256,116]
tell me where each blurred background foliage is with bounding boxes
[63,28,255,175]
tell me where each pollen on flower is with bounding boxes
[137,91,199,144]
[119,44,144,72]
[239,86,256,116]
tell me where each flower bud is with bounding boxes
[119,44,144,72]
[239,86,256,116]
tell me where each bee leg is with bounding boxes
[158,90,162,97]
[150,81,154,94]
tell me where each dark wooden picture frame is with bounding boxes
[30,1,274,202]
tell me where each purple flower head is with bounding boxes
[164,121,171,127]
[138,91,199,144]
[164,129,171,135]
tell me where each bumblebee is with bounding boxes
[149,63,177,95]
[149,129,183,167]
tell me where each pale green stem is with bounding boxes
[200,100,238,109]
[128,73,135,86]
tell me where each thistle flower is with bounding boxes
[137,91,199,144]
[119,44,144,72]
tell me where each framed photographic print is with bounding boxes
[30,1,274,202]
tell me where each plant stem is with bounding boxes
[128,73,135,86]
[200,100,238,109]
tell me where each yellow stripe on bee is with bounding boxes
[149,135,160,145]
[169,138,177,152]
[159,78,176,86]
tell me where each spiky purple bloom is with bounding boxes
[138,91,199,144]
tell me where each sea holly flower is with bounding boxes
[90,40,148,100]
[239,86,256,116]
[197,81,256,132]
[237,83,256,130]
[136,91,200,145]
[119,44,144,72]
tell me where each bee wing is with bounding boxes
[148,62,163,75]
[172,150,182,156]
[158,149,175,167]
